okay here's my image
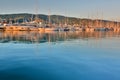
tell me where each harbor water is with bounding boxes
[0,31,120,80]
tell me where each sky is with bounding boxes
[0,0,120,20]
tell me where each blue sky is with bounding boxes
[0,0,120,20]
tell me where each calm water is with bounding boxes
[0,31,120,80]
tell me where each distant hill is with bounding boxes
[0,13,119,27]
[0,13,79,24]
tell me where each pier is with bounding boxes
[0,26,120,32]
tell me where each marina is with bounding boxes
[0,17,120,32]
[1,13,120,32]
[0,9,120,80]
[0,0,120,80]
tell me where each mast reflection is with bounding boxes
[0,31,120,44]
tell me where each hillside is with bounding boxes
[0,13,119,27]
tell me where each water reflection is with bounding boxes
[0,31,120,80]
[0,31,120,43]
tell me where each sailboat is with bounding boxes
[0,19,4,30]
[44,9,58,32]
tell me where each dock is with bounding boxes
[0,25,120,32]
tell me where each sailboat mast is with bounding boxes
[48,9,51,26]
[35,0,39,21]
